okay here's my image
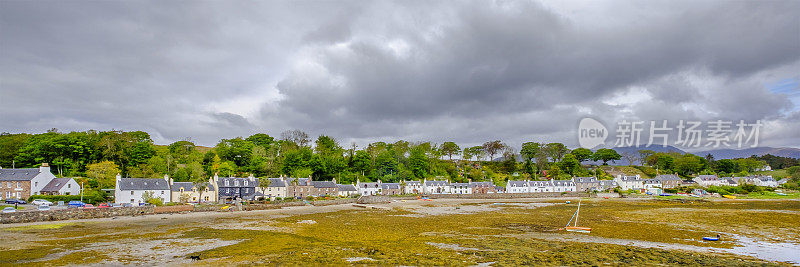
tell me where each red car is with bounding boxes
[82,204,96,209]
[97,203,111,208]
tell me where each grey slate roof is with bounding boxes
[0,168,40,181]
[552,180,574,186]
[41,178,73,192]
[655,174,681,181]
[574,177,597,183]
[337,184,357,191]
[757,176,776,182]
[529,181,550,187]
[171,182,215,192]
[359,182,380,188]
[469,181,493,187]
[312,181,337,188]
[507,180,527,187]
[381,183,401,189]
[724,179,738,185]
[619,175,642,181]
[425,180,449,186]
[451,183,470,187]
[266,178,286,187]
[697,175,719,181]
[285,177,311,186]
[405,180,422,186]
[217,177,258,188]
[119,178,170,191]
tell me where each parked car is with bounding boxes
[97,203,110,208]
[37,205,51,211]
[67,201,86,208]
[32,199,53,206]
[4,199,27,205]
[2,207,16,213]
[112,204,123,208]
[83,204,95,209]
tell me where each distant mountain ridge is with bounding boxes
[692,147,800,159]
[493,145,799,164]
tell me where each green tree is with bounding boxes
[482,140,505,161]
[544,143,569,161]
[592,148,621,165]
[85,161,121,189]
[440,142,461,160]
[570,148,593,162]
[408,147,428,179]
[520,142,541,162]
[246,133,275,149]
[559,154,581,176]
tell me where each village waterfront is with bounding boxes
[1,197,798,266]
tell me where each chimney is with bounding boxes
[39,163,51,173]
[116,173,122,182]
[164,174,170,183]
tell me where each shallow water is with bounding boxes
[727,235,800,265]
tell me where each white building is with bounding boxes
[403,180,423,194]
[529,180,553,192]
[551,180,576,192]
[424,180,451,194]
[0,163,58,200]
[754,176,778,187]
[337,184,358,197]
[40,178,81,196]
[614,175,644,190]
[451,183,472,194]
[114,174,172,205]
[693,175,724,187]
[506,180,529,193]
[356,180,381,196]
[261,177,287,199]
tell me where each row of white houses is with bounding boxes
[355,179,504,196]
[692,175,778,188]
[505,177,620,193]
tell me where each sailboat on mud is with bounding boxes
[561,199,592,233]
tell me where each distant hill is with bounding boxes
[693,147,800,159]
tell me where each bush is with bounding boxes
[27,194,106,205]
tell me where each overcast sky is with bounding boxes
[1,0,799,150]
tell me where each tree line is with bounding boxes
[1,129,796,195]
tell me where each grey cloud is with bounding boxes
[1,0,798,149]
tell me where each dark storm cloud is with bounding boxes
[1,0,798,148]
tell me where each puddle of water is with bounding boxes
[726,235,800,265]
[345,257,374,262]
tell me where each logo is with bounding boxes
[578,117,608,149]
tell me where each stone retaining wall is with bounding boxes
[1,206,153,224]
[154,205,194,214]
[425,192,589,199]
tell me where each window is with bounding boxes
[180,188,184,193]
[234,181,239,186]
[35,182,38,187]
[131,191,134,195]
[161,191,164,194]
[68,184,71,189]
[16,182,20,188]
[225,180,229,186]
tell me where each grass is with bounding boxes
[1,205,24,210]
[0,199,796,265]
[741,191,800,199]
[3,222,77,231]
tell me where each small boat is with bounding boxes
[723,195,737,199]
[561,199,591,233]
[703,234,721,241]
[776,193,787,196]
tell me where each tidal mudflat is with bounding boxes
[1,198,798,266]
